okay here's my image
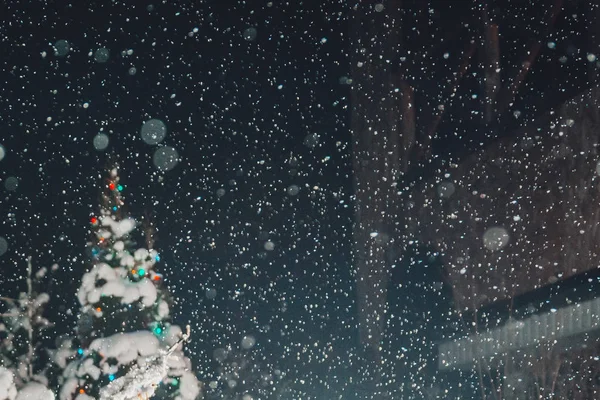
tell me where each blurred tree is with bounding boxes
[205,342,280,400]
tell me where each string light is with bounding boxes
[84,172,184,395]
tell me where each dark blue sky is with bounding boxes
[0,0,594,397]
[0,0,360,395]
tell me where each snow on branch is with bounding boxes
[98,325,192,400]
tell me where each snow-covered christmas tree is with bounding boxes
[0,257,57,400]
[58,167,201,400]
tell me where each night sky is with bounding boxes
[0,0,595,398]
[0,0,359,396]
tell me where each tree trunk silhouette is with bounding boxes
[350,0,406,367]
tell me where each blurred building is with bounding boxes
[431,84,600,397]
[350,0,600,397]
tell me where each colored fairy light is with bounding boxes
[153,274,162,281]
[108,182,116,190]
[90,217,98,224]
[171,378,178,386]
[113,206,118,211]
[138,268,145,276]
[77,348,84,355]
[117,184,123,191]
[108,374,115,381]
[154,326,162,335]
[155,254,160,262]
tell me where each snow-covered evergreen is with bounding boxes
[58,167,200,400]
[0,257,57,400]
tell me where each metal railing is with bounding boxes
[438,296,600,370]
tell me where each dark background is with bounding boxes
[0,0,356,394]
[0,0,593,397]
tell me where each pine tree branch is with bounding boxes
[420,39,476,159]
[0,312,19,317]
[143,210,156,250]
[0,297,18,318]
[0,296,17,304]
[496,0,564,116]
